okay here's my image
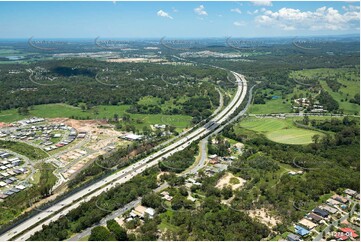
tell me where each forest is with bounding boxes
[0,59,228,124]
[223,116,359,227]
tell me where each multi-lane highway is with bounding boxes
[0,71,247,241]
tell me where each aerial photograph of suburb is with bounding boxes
[0,0,359,241]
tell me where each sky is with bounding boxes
[0,1,359,38]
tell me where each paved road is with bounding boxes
[313,201,358,241]
[185,138,208,175]
[69,78,255,241]
[68,182,169,241]
[249,113,359,118]
[68,136,210,240]
[0,71,247,241]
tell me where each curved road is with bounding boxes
[0,71,247,241]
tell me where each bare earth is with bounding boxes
[247,208,281,228]
[216,172,246,190]
[48,118,128,179]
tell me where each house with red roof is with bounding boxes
[335,228,359,241]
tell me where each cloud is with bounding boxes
[255,6,360,31]
[251,1,273,7]
[157,10,173,19]
[247,9,260,15]
[233,21,246,27]
[231,8,242,14]
[172,7,178,13]
[194,5,208,16]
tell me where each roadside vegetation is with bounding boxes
[0,140,48,160]
[0,163,56,227]
[29,168,160,241]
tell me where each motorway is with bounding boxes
[0,71,247,241]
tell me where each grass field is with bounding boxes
[319,80,359,114]
[248,89,292,114]
[137,96,162,106]
[290,68,360,114]
[0,103,192,131]
[249,98,291,114]
[238,117,324,145]
[0,140,48,160]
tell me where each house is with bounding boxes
[335,228,359,240]
[131,205,147,218]
[1,172,10,177]
[15,185,26,190]
[344,189,357,197]
[332,194,349,204]
[10,159,21,166]
[121,133,144,141]
[0,194,7,199]
[7,170,15,176]
[298,218,317,230]
[295,225,310,237]
[160,191,173,201]
[9,177,17,182]
[327,198,341,207]
[13,169,23,175]
[4,179,13,184]
[154,124,166,129]
[130,205,155,219]
[4,190,14,196]
[313,207,329,218]
[10,188,19,193]
[320,205,337,214]
[287,233,301,241]
[163,194,173,201]
[307,213,323,223]
[145,207,156,218]
[77,132,87,138]
[288,171,303,176]
[209,156,220,165]
[160,191,169,196]
[208,154,218,159]
[0,153,10,159]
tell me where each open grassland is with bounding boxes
[0,140,48,160]
[290,68,360,114]
[249,98,291,114]
[319,80,359,114]
[238,117,324,145]
[266,128,321,145]
[0,103,192,131]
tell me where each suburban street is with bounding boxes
[0,71,247,241]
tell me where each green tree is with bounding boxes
[89,226,115,241]
[106,219,128,241]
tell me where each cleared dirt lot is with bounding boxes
[247,208,281,229]
[216,172,246,190]
[48,119,128,179]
